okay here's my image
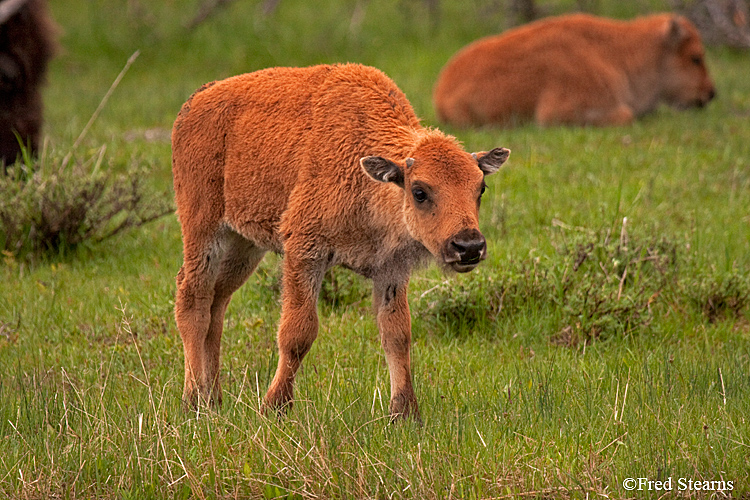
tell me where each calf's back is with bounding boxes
[172,64,420,254]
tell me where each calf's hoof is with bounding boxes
[389,392,422,425]
[181,386,222,412]
[261,389,293,418]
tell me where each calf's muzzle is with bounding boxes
[443,228,487,272]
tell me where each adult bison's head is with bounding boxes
[660,15,716,110]
[361,137,509,272]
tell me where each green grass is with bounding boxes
[1,0,750,498]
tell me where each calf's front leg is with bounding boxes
[373,276,421,422]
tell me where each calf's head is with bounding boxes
[361,140,509,272]
[660,15,716,109]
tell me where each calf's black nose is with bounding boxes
[446,228,486,267]
[451,238,485,261]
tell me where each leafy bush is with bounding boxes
[550,223,679,343]
[420,220,748,343]
[0,148,172,260]
[319,266,370,311]
[683,269,750,323]
[418,260,553,333]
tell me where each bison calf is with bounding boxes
[172,63,509,421]
[433,13,716,127]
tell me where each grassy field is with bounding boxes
[1,0,749,498]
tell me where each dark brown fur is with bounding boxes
[0,0,58,166]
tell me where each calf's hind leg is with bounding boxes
[263,253,325,413]
[176,229,265,408]
[204,233,266,406]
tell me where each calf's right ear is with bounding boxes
[360,156,405,187]
[665,16,688,48]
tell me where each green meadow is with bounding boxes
[1,0,749,498]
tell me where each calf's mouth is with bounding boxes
[441,228,487,273]
[448,257,483,273]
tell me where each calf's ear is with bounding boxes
[360,156,405,187]
[665,16,687,48]
[472,147,510,175]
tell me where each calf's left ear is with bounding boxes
[472,147,511,175]
[360,156,405,187]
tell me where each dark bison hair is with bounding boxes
[0,0,58,167]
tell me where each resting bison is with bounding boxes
[172,63,509,421]
[433,13,716,127]
[0,0,58,166]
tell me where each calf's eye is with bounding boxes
[412,188,428,203]
[691,55,703,65]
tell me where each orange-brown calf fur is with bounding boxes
[172,63,509,420]
[433,13,716,127]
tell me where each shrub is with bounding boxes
[0,147,172,260]
[683,269,750,323]
[551,222,679,343]
[420,220,686,342]
[418,260,553,334]
[319,266,370,311]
